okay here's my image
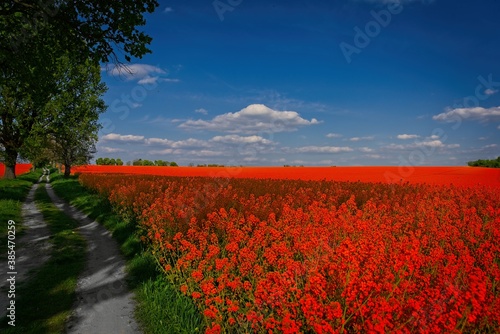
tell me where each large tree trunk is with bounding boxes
[3,147,18,179]
[64,163,71,178]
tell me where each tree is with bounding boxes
[43,54,107,178]
[116,158,123,166]
[0,20,60,178]
[1,0,158,178]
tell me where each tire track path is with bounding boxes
[44,184,140,334]
[0,183,52,319]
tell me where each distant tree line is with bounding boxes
[95,157,123,166]
[196,164,225,167]
[467,157,500,168]
[96,158,178,166]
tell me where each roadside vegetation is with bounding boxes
[50,174,203,333]
[0,180,85,333]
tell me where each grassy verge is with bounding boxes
[50,174,203,333]
[0,170,42,253]
[0,183,86,333]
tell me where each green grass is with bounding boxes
[50,174,204,333]
[0,170,42,253]
[0,183,86,333]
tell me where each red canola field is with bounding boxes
[77,166,500,333]
[0,163,32,177]
[72,165,500,187]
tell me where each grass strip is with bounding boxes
[0,183,86,333]
[0,170,42,254]
[50,174,203,333]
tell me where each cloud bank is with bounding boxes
[178,104,321,133]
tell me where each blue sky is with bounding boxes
[96,0,500,166]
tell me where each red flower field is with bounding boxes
[72,165,500,187]
[77,170,500,333]
[0,163,32,177]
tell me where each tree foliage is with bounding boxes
[467,157,500,168]
[11,54,107,178]
[1,0,159,65]
[96,158,123,166]
[45,55,107,177]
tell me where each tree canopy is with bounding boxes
[1,0,159,65]
[468,157,500,168]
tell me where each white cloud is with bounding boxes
[185,150,226,157]
[211,135,273,145]
[385,140,459,150]
[146,137,210,148]
[178,104,320,134]
[429,135,440,140]
[101,133,145,143]
[101,133,210,149]
[433,106,500,123]
[164,7,173,13]
[195,108,208,115]
[172,139,211,148]
[99,146,126,153]
[290,146,353,154]
[485,89,498,96]
[385,144,406,150]
[359,147,374,153]
[326,133,343,138]
[107,64,166,81]
[105,64,179,85]
[349,136,374,142]
[243,156,265,163]
[146,138,174,146]
[397,134,420,140]
[138,76,160,85]
[138,77,179,85]
[483,144,498,149]
[148,148,178,155]
[415,140,446,148]
[148,148,226,158]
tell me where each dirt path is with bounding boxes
[0,183,52,319]
[44,184,140,334]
